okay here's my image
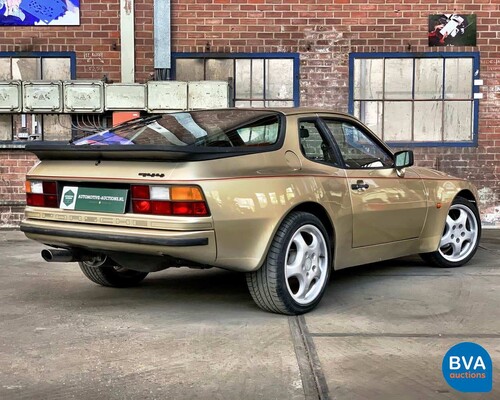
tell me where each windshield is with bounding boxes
[73,110,281,147]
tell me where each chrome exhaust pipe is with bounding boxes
[41,249,95,263]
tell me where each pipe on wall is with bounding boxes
[154,0,171,80]
[120,0,135,83]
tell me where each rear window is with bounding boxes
[74,110,281,148]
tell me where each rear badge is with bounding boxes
[138,173,165,178]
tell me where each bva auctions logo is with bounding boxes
[63,190,75,206]
[442,342,492,393]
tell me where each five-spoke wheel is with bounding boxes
[285,225,328,305]
[246,212,331,315]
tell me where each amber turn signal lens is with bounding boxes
[171,186,204,201]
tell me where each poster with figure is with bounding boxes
[428,14,476,47]
[0,0,80,26]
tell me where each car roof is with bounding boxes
[189,107,353,118]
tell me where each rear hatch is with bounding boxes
[25,109,284,220]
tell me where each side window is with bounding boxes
[323,120,393,169]
[298,121,339,166]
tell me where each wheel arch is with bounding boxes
[282,201,336,266]
[455,189,477,205]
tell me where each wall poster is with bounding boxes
[0,0,80,26]
[428,14,477,47]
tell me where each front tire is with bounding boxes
[246,212,331,315]
[420,197,481,268]
[79,258,148,287]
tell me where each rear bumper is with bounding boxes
[21,219,216,265]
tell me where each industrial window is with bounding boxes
[0,53,75,143]
[349,52,480,146]
[172,53,300,107]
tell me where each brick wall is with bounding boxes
[0,0,153,82]
[170,0,499,219]
[0,0,498,227]
[0,151,37,227]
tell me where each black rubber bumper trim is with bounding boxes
[20,223,209,247]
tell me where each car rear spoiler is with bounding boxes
[25,142,263,162]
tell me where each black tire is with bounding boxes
[246,211,332,315]
[420,197,481,268]
[79,258,148,287]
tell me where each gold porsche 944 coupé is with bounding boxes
[21,108,481,315]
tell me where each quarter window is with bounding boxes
[298,121,339,166]
[349,52,479,146]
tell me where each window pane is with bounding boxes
[384,59,413,99]
[235,59,251,100]
[235,100,251,107]
[235,59,264,100]
[355,101,382,137]
[444,101,473,141]
[176,59,204,81]
[0,59,10,79]
[265,59,294,100]
[445,58,473,99]
[252,59,264,99]
[354,59,383,100]
[383,102,412,141]
[206,59,233,81]
[413,102,442,142]
[42,58,71,80]
[414,58,443,99]
[0,115,11,140]
[11,58,41,80]
[266,100,294,107]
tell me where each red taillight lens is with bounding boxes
[26,193,45,207]
[132,200,151,214]
[172,202,193,215]
[26,180,58,208]
[45,195,59,208]
[131,185,150,199]
[42,181,57,194]
[193,202,208,216]
[152,201,172,215]
[130,185,209,216]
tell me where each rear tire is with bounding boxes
[420,197,481,268]
[79,258,148,287]
[246,211,331,315]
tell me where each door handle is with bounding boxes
[351,180,369,191]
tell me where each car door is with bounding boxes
[321,118,428,248]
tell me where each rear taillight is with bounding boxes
[25,180,59,208]
[131,185,209,216]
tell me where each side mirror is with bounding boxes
[394,150,414,169]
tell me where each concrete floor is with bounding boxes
[0,230,499,399]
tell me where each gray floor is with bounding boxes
[0,230,499,399]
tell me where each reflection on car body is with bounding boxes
[21,108,481,314]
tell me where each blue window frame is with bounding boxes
[172,53,300,107]
[349,52,480,147]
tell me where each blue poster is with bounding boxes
[0,0,80,26]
